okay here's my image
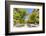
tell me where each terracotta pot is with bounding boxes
[27,24,39,27]
[15,23,24,27]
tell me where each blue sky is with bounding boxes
[26,8,33,14]
[24,8,34,19]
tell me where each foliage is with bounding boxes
[28,9,39,24]
[13,8,27,25]
[13,8,39,25]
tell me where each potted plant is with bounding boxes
[13,8,27,27]
[27,9,39,27]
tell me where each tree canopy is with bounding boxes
[13,8,39,25]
